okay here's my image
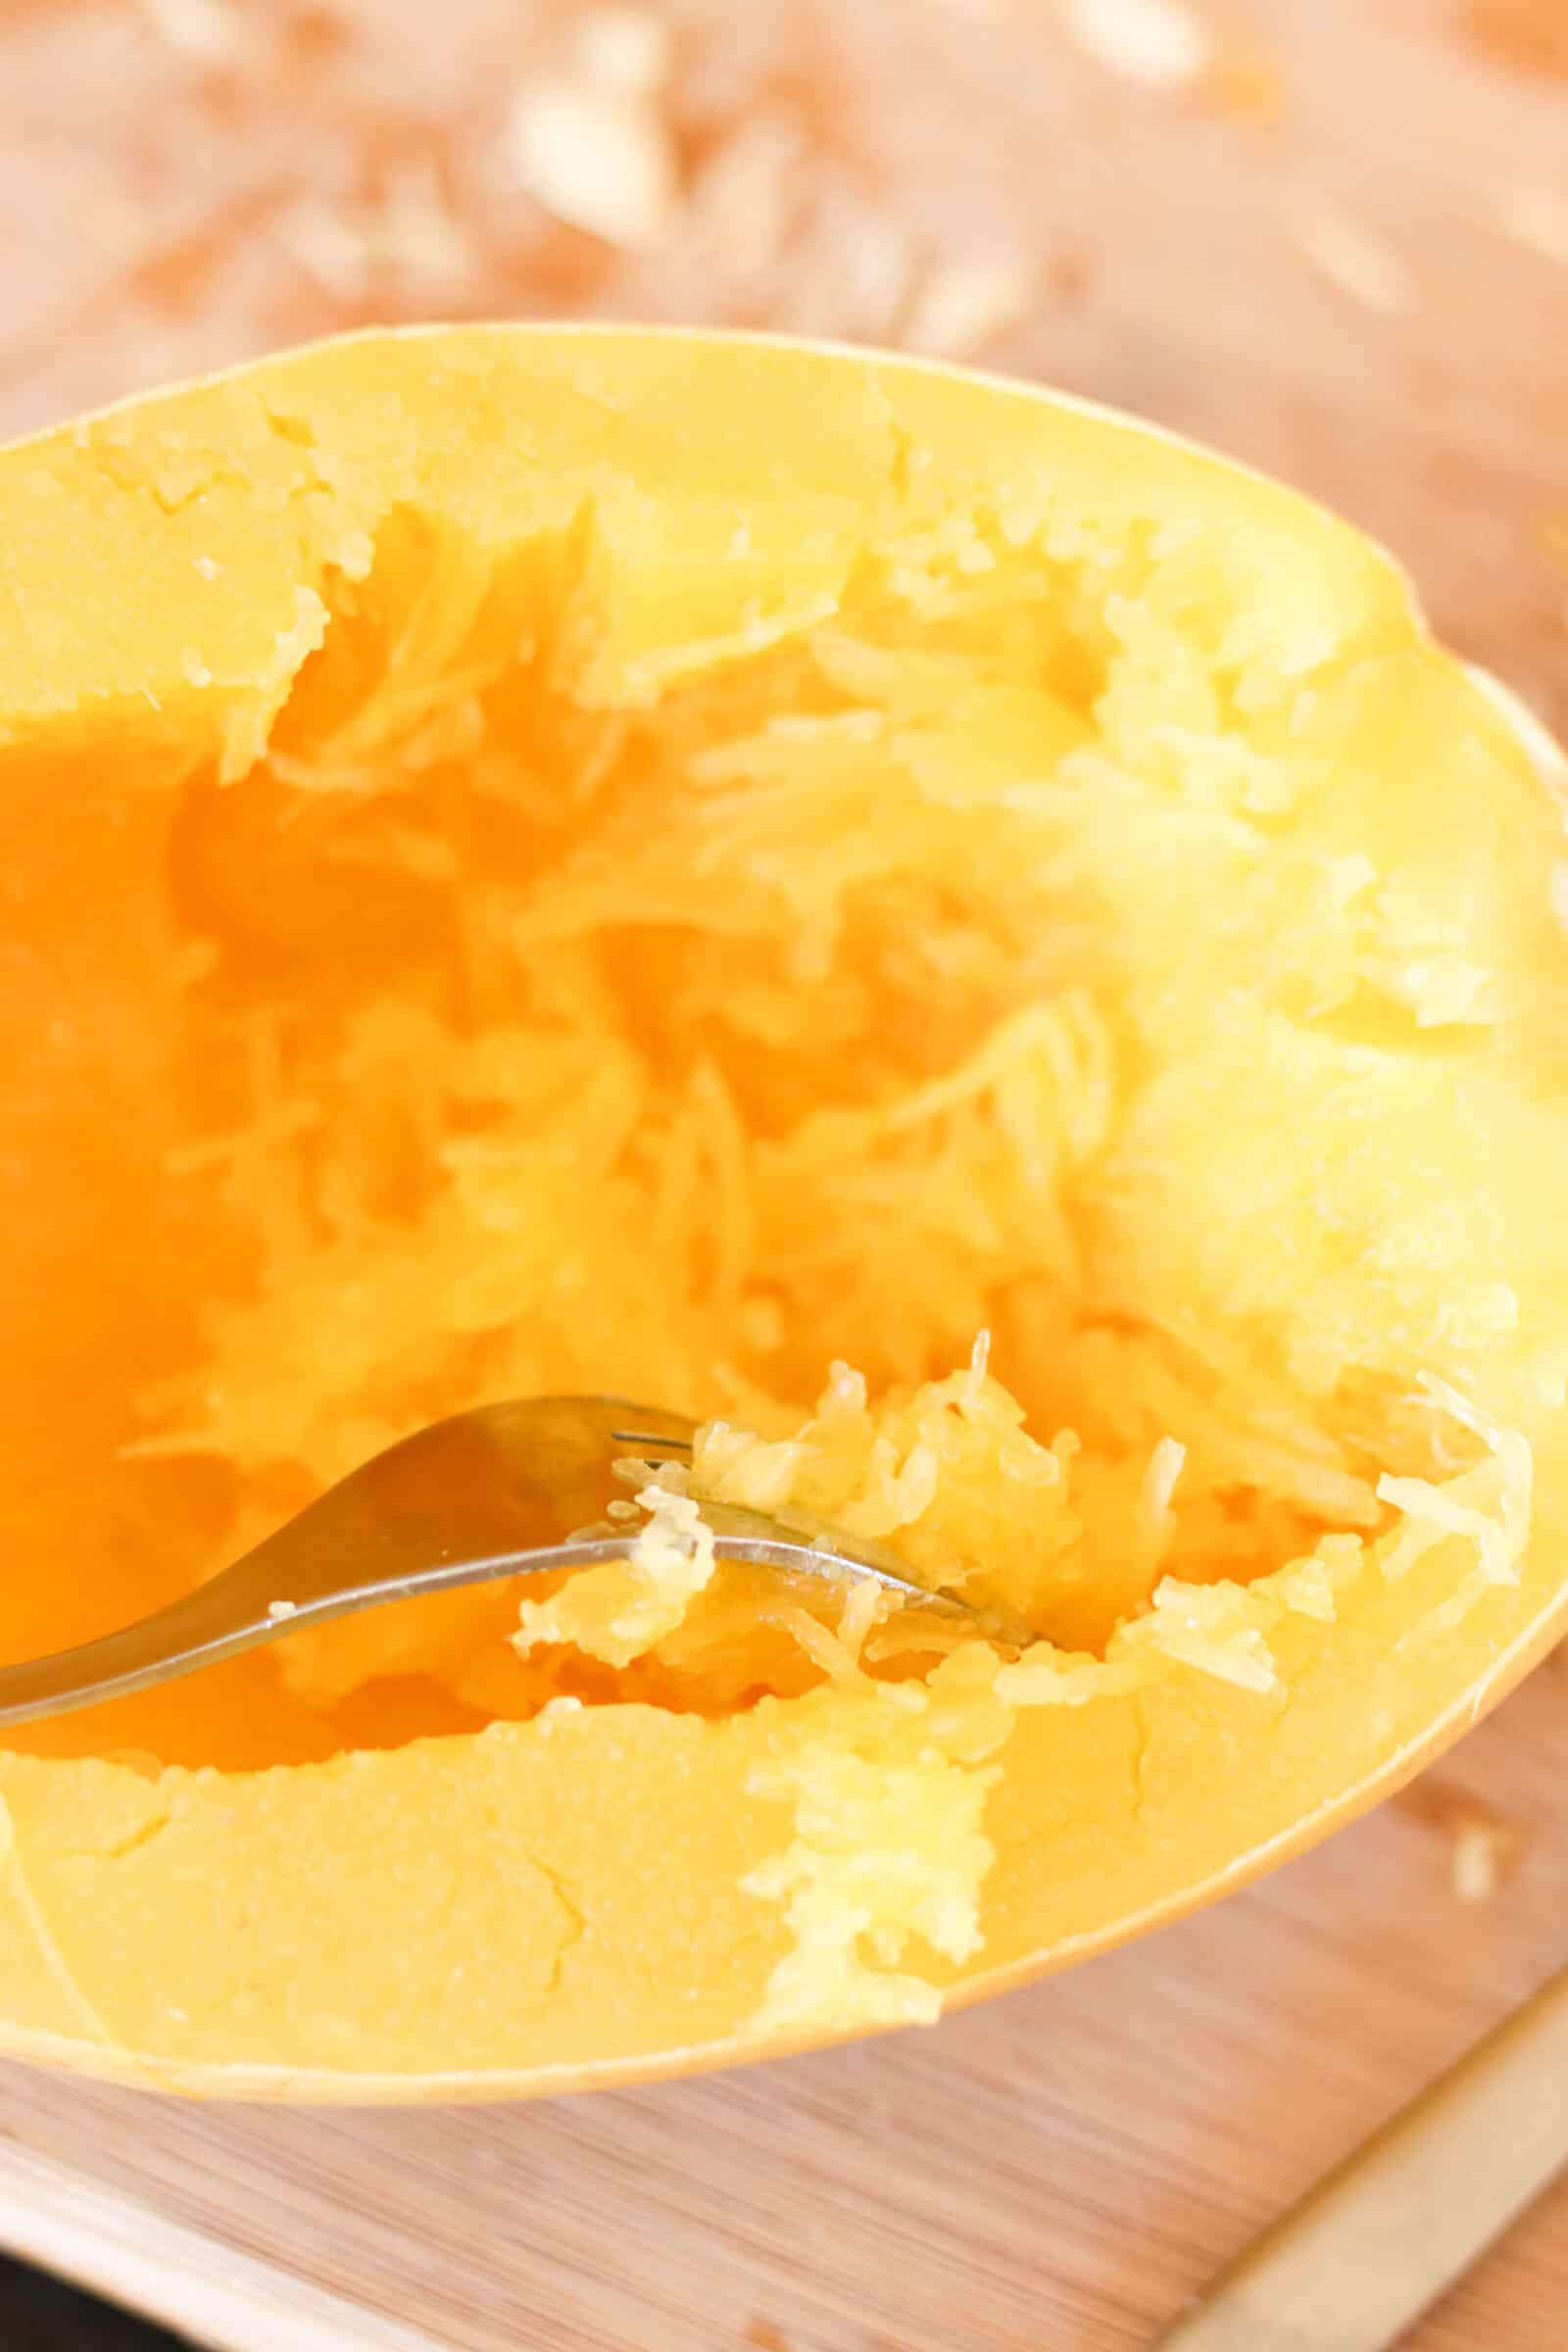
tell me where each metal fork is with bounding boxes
[0,1395,983,1729]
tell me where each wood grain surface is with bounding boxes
[2,2,1567,2347]
[3,1667,1567,2351]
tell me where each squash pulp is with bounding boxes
[2,328,1567,2096]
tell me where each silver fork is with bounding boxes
[0,1395,986,1729]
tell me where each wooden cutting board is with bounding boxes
[1,1666,1566,2352]
[2,2,1567,2346]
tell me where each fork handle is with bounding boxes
[0,1579,303,1728]
[0,1518,964,1730]
[1152,1956,1568,2351]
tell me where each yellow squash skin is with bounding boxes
[2,326,1567,2100]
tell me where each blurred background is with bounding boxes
[0,4,1566,2347]
[1,0,1565,736]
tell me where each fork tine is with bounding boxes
[0,1395,997,1729]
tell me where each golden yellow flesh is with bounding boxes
[2,327,1567,2097]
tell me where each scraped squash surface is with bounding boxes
[2,327,1567,2096]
